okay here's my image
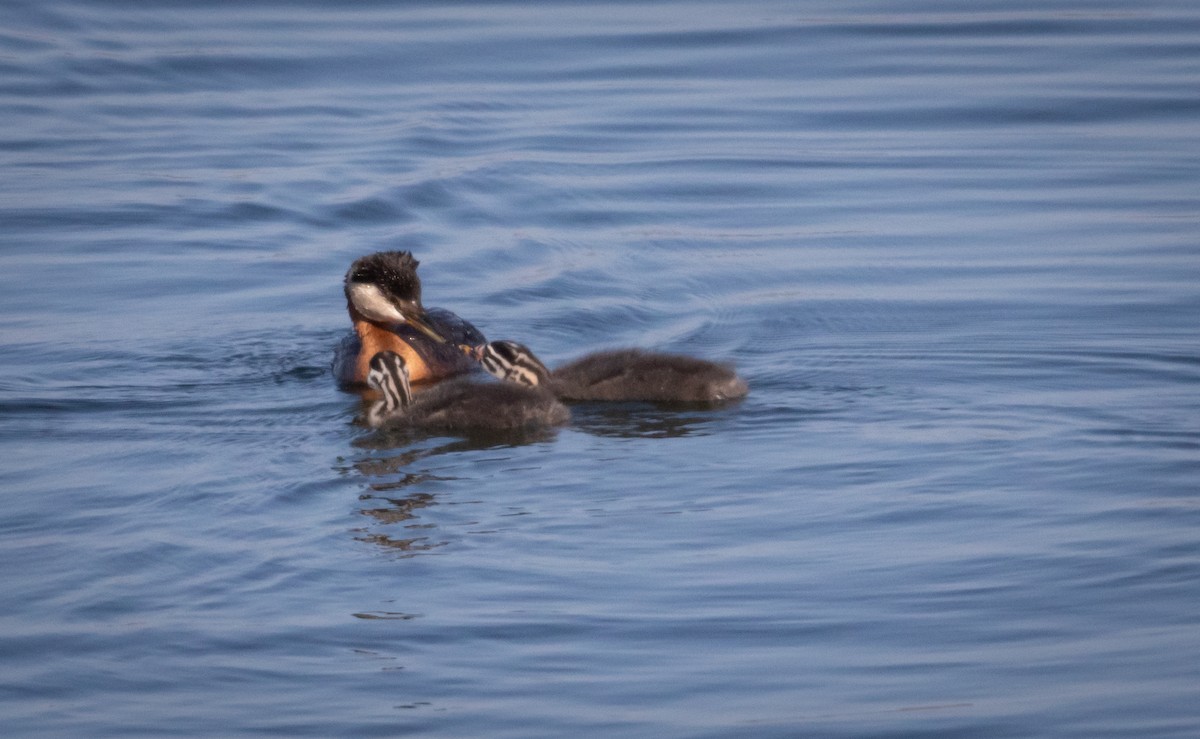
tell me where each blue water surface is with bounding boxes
[2,1,1199,736]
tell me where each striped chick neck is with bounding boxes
[366,351,412,426]
[479,341,551,388]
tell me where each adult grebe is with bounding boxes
[332,251,485,386]
[365,350,569,432]
[475,340,749,403]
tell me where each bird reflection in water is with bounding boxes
[349,431,555,556]
[352,486,444,556]
[347,437,455,556]
[569,404,722,439]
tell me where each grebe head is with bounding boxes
[345,251,446,343]
[479,340,552,388]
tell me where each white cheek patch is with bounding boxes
[349,283,405,323]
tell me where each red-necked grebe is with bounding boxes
[365,350,569,431]
[332,251,485,386]
[474,340,749,403]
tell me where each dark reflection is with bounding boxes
[568,400,739,439]
[351,531,446,556]
[352,484,444,554]
[352,612,419,621]
[347,408,560,557]
[349,448,450,557]
[358,491,435,525]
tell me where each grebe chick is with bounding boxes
[477,341,749,403]
[333,251,485,387]
[365,351,569,432]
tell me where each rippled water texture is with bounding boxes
[3,1,1199,736]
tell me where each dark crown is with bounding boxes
[345,251,422,302]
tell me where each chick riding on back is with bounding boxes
[473,340,749,403]
[365,350,569,432]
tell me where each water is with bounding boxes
[3,0,1199,735]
